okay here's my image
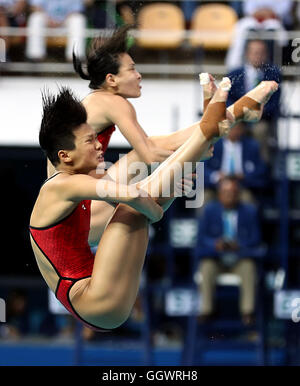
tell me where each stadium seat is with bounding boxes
[136,3,185,49]
[189,4,238,50]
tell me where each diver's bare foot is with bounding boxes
[199,73,217,98]
[227,80,278,123]
[199,73,217,112]
[210,77,232,103]
[247,80,278,104]
[199,77,231,139]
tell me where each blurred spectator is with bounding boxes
[116,1,136,25]
[227,39,282,161]
[196,176,261,325]
[0,0,27,59]
[85,0,138,28]
[84,0,136,29]
[84,0,115,28]
[0,287,76,339]
[1,289,30,338]
[25,0,86,61]
[243,0,293,27]
[225,0,293,70]
[204,122,269,201]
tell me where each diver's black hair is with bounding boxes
[73,24,133,89]
[39,86,87,165]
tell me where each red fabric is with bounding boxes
[30,201,110,331]
[30,200,94,280]
[97,125,116,153]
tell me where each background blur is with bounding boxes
[1,0,300,366]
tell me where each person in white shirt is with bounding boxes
[0,0,27,58]
[226,0,293,70]
[243,0,293,27]
[25,0,86,61]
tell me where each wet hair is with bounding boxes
[73,24,133,89]
[39,86,87,166]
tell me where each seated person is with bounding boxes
[243,0,293,28]
[204,122,269,201]
[196,176,262,325]
[84,0,115,29]
[225,0,292,71]
[84,0,136,29]
[25,0,86,61]
[1,289,29,338]
[0,0,27,60]
[227,39,281,161]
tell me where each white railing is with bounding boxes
[1,28,300,75]
[1,26,300,40]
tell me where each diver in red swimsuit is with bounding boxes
[31,76,277,329]
[30,88,164,330]
[28,83,221,330]
[30,187,101,329]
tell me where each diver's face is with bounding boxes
[63,124,104,173]
[246,40,268,68]
[218,179,240,209]
[114,53,142,98]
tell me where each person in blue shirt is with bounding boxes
[227,39,281,122]
[227,39,281,162]
[204,122,269,200]
[225,1,292,71]
[196,176,261,325]
[25,0,86,61]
